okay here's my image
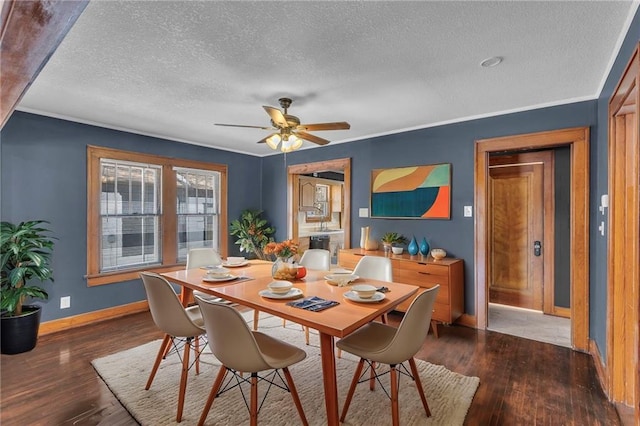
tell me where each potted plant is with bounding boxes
[1,220,55,354]
[380,232,408,252]
[229,210,275,261]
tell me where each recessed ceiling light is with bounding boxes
[480,56,503,68]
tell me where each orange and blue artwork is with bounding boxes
[371,163,451,219]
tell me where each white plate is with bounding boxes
[324,274,360,286]
[259,288,303,299]
[202,274,238,282]
[222,260,249,268]
[343,291,386,303]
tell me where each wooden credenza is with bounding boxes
[338,248,464,324]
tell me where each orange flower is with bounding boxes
[264,239,299,259]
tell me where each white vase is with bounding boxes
[360,226,369,249]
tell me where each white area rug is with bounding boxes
[92,312,479,425]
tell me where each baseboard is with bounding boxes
[589,339,609,396]
[39,301,149,336]
[455,313,476,328]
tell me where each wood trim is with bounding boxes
[39,300,149,336]
[86,145,228,286]
[475,127,590,353]
[455,314,477,328]
[590,339,609,397]
[288,158,351,249]
[552,306,571,319]
[607,42,639,411]
[0,0,89,127]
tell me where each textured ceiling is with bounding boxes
[17,1,638,156]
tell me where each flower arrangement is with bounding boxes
[264,239,299,261]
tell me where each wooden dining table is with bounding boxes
[161,260,418,426]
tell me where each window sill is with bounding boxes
[87,264,185,286]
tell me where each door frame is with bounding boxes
[475,127,590,352]
[287,158,352,249]
[607,42,639,409]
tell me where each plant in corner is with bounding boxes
[229,210,275,261]
[1,220,55,354]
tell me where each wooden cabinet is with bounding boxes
[338,248,464,324]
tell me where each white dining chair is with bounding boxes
[195,295,309,426]
[337,285,440,426]
[140,272,207,422]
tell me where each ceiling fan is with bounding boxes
[215,98,350,152]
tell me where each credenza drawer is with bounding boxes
[393,268,450,288]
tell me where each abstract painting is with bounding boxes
[371,163,451,219]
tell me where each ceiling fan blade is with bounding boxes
[263,106,288,128]
[297,122,351,131]
[215,123,273,130]
[256,133,278,144]
[295,130,330,146]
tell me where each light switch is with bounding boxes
[358,208,369,218]
[464,206,473,217]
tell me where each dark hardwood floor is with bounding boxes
[0,310,621,425]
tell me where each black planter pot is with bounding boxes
[1,305,42,355]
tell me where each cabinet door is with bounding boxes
[300,181,315,208]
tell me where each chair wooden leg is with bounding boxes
[390,364,400,426]
[253,310,260,331]
[304,326,310,345]
[250,373,258,426]
[146,334,172,390]
[197,366,227,426]
[283,367,309,426]
[337,348,342,358]
[194,336,200,375]
[381,313,388,324]
[340,358,365,422]
[408,357,431,417]
[369,361,376,391]
[176,337,191,422]
[282,318,287,327]
[430,320,439,338]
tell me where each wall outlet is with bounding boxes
[60,296,71,309]
[464,205,473,217]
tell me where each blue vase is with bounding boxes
[407,236,419,255]
[419,237,430,256]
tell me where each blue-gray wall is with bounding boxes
[262,101,597,318]
[590,10,640,357]
[1,113,262,321]
[1,9,638,361]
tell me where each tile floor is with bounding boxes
[487,303,571,348]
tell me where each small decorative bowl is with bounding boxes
[430,248,447,260]
[391,246,404,255]
[268,280,293,294]
[352,284,377,299]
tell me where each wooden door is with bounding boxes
[488,160,544,310]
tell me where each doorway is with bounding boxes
[287,158,352,253]
[475,127,590,352]
[486,149,571,346]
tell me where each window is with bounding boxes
[87,146,227,286]
[175,167,221,261]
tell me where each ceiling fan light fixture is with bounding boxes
[290,134,303,150]
[266,133,282,150]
